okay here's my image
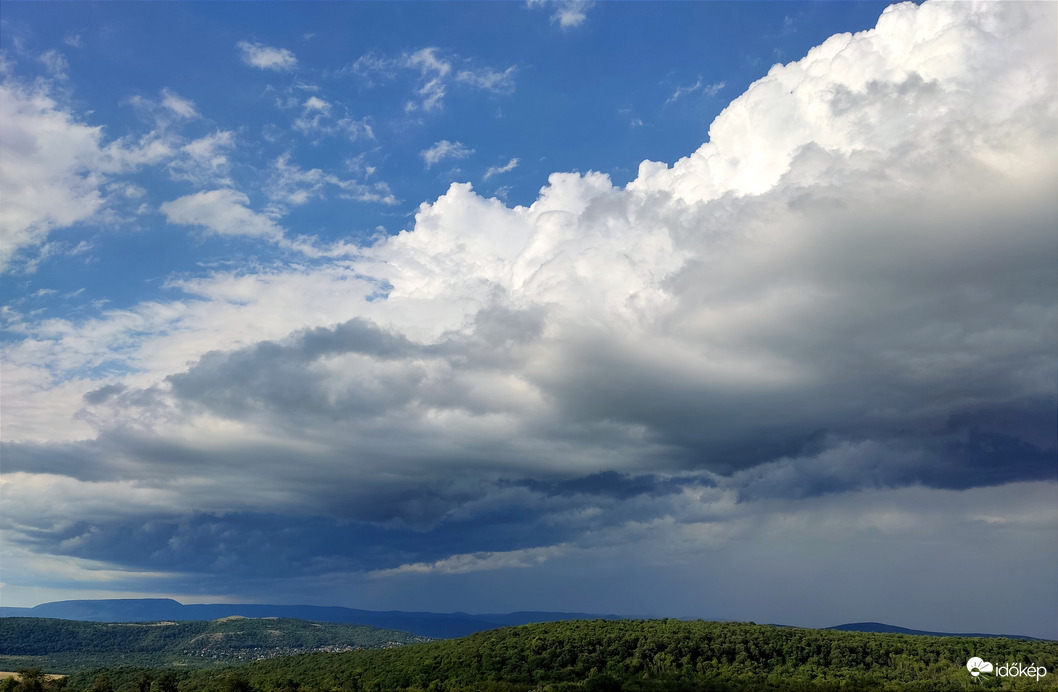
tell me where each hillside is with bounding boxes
[49,619,1058,691]
[0,617,429,672]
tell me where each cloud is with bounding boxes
[404,47,451,112]
[3,0,1056,633]
[126,90,204,133]
[292,96,331,133]
[237,41,297,71]
[265,153,396,209]
[704,81,725,97]
[351,48,514,111]
[0,83,103,270]
[421,140,474,168]
[160,189,284,241]
[39,50,69,80]
[303,96,329,113]
[665,77,701,105]
[483,157,519,180]
[345,52,396,86]
[0,77,237,271]
[665,77,725,105]
[370,544,569,577]
[456,66,517,95]
[290,96,375,141]
[528,0,595,29]
[161,89,198,118]
[166,130,235,185]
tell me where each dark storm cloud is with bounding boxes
[8,469,708,581]
[14,512,494,578]
[513,471,708,500]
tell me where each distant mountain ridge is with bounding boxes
[0,599,1041,640]
[0,599,618,639]
[825,621,1041,641]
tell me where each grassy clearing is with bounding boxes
[0,673,66,681]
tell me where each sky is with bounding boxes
[0,0,1056,640]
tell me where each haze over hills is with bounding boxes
[0,600,1043,641]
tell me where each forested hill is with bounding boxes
[53,619,1058,691]
[0,617,429,671]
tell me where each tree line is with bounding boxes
[8,619,1057,691]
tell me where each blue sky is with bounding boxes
[1,1,1056,639]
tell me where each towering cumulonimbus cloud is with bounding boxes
[329,0,1056,484]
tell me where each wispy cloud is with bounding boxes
[292,95,331,132]
[421,139,474,168]
[665,78,699,104]
[266,153,396,207]
[39,50,69,80]
[237,41,297,71]
[344,52,396,86]
[704,81,725,97]
[167,130,235,186]
[665,77,725,105]
[290,96,375,141]
[457,66,517,95]
[484,157,519,180]
[404,47,451,112]
[528,0,595,29]
[161,89,198,119]
[348,48,515,111]
[370,544,569,577]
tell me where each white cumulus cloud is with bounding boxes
[160,189,284,241]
